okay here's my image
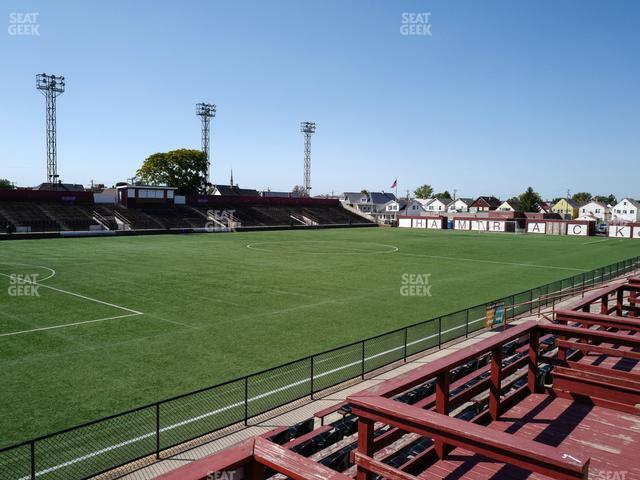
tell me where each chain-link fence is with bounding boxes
[1,255,638,480]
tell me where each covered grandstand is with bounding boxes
[0,188,373,236]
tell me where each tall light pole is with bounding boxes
[36,73,65,186]
[300,121,316,195]
[196,102,216,186]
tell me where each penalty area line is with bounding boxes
[0,313,143,338]
[396,253,588,272]
[0,272,142,315]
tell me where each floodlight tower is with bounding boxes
[300,121,316,195]
[36,73,65,186]
[196,103,216,185]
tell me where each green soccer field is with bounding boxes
[0,228,638,448]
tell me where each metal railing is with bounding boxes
[1,255,639,480]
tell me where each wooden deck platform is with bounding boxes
[417,394,640,479]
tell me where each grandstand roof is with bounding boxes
[213,184,260,197]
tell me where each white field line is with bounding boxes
[246,242,399,255]
[0,273,144,336]
[16,315,488,479]
[0,313,142,338]
[0,263,57,282]
[582,238,613,245]
[14,270,634,478]
[396,253,588,272]
[0,272,142,315]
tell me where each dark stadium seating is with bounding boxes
[0,197,373,234]
[38,202,101,230]
[0,201,61,232]
[112,207,165,230]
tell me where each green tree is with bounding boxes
[593,194,616,206]
[413,184,433,199]
[360,189,369,195]
[519,187,542,213]
[137,149,208,195]
[0,179,14,189]
[433,190,451,199]
[293,185,308,196]
[571,192,592,204]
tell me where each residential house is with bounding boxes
[378,199,408,224]
[423,197,452,214]
[611,198,640,223]
[538,202,553,214]
[341,192,398,222]
[405,199,427,216]
[551,198,579,219]
[447,198,474,213]
[578,201,610,222]
[469,196,501,212]
[497,199,521,212]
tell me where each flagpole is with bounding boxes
[395,178,398,199]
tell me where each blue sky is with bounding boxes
[1,0,638,199]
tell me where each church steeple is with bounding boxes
[230,168,234,187]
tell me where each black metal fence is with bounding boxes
[1,256,639,480]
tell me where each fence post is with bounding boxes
[244,377,249,426]
[30,441,36,480]
[529,289,533,313]
[361,341,366,379]
[310,356,315,399]
[403,328,408,362]
[465,309,469,338]
[511,295,515,320]
[438,317,442,347]
[155,403,161,459]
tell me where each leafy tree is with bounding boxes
[0,179,14,189]
[593,194,617,206]
[413,184,433,199]
[551,197,563,205]
[360,189,369,195]
[571,192,592,204]
[137,149,208,195]
[519,187,542,213]
[292,185,308,196]
[433,190,452,199]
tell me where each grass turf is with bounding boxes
[0,227,638,448]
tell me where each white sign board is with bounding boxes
[608,225,631,238]
[487,221,506,232]
[527,222,546,234]
[398,218,412,228]
[455,220,471,230]
[471,220,488,231]
[567,223,588,236]
[426,218,442,229]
